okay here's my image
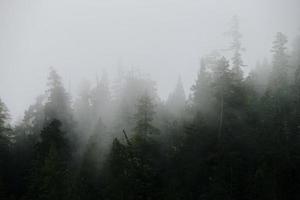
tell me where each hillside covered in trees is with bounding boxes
[1,14,300,200]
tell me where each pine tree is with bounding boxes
[270,32,289,87]
[114,70,158,134]
[226,15,245,80]
[265,32,290,124]
[28,119,72,200]
[77,129,103,200]
[129,93,163,199]
[0,98,10,199]
[210,57,231,139]
[45,68,73,129]
[105,138,131,200]
[191,58,213,115]
[22,95,46,137]
[0,98,9,133]
[44,68,77,152]
[134,93,158,136]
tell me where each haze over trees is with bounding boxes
[1,14,300,200]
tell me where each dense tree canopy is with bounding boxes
[1,23,300,200]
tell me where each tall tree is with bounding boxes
[265,32,290,124]
[45,68,73,129]
[0,98,11,199]
[104,138,130,199]
[191,57,214,116]
[114,70,158,135]
[256,33,297,199]
[0,98,10,135]
[28,119,72,200]
[210,57,231,139]
[270,32,289,87]
[122,93,162,200]
[22,95,46,137]
[44,68,77,152]
[134,93,158,136]
[226,15,245,80]
[76,122,104,200]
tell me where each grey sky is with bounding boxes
[0,0,299,122]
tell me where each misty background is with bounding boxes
[1,0,300,122]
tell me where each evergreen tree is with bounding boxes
[45,68,73,129]
[0,98,10,133]
[134,93,158,136]
[128,93,162,199]
[0,98,11,199]
[22,95,46,137]
[270,32,289,86]
[44,68,76,151]
[226,15,245,80]
[211,57,231,139]
[191,57,214,116]
[76,128,103,200]
[28,119,72,200]
[114,70,158,135]
[264,32,290,127]
[105,138,131,199]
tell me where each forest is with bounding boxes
[1,13,300,200]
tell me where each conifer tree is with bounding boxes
[0,98,10,199]
[134,93,158,136]
[45,68,73,129]
[191,58,213,115]
[28,119,71,200]
[77,130,102,200]
[226,15,245,80]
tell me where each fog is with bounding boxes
[2,1,300,199]
[1,0,299,121]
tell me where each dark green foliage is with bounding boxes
[45,68,74,134]
[27,119,72,200]
[75,119,105,200]
[104,94,163,200]
[134,94,159,136]
[0,98,11,199]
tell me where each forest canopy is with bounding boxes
[1,10,300,200]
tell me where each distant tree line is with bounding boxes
[1,18,300,200]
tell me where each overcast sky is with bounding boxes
[0,0,300,122]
